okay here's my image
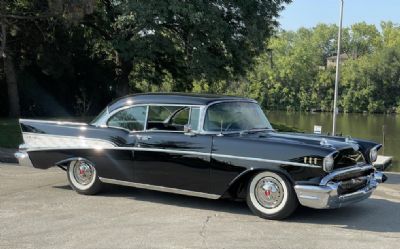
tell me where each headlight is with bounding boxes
[323,155,335,172]
[370,147,378,162]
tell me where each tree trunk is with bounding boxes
[4,54,20,117]
[115,79,129,97]
[115,59,132,97]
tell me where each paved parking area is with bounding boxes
[1,164,400,249]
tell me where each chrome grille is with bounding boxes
[334,149,366,169]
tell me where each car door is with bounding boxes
[99,105,148,181]
[133,106,213,194]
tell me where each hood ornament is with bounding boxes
[345,136,360,151]
[320,138,333,147]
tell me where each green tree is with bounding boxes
[0,0,95,117]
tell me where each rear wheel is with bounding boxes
[67,160,102,195]
[246,171,298,220]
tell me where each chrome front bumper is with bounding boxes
[14,151,33,167]
[294,169,385,209]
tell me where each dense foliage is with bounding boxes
[232,22,400,113]
[0,0,290,117]
[1,1,400,117]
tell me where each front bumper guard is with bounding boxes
[294,171,385,209]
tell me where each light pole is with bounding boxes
[332,0,344,136]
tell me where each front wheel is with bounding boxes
[246,171,298,220]
[67,160,102,195]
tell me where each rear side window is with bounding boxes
[107,106,147,131]
[171,107,190,126]
[146,105,200,132]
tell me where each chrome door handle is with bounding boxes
[137,135,152,141]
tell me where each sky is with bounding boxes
[279,0,400,31]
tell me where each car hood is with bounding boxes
[235,131,357,152]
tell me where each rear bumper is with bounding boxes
[294,170,385,209]
[14,151,33,167]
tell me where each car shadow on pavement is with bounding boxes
[53,183,253,216]
[53,183,400,233]
[381,173,400,187]
[289,198,400,233]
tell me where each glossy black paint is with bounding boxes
[19,94,381,199]
[133,132,213,193]
[29,149,134,181]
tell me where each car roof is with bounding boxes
[107,93,255,112]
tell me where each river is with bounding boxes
[267,111,399,172]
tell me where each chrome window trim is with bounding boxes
[99,177,221,199]
[99,103,204,134]
[94,100,262,135]
[188,106,201,132]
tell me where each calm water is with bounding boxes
[267,111,399,172]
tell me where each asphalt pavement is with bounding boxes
[1,163,400,249]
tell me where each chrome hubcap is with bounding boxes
[73,161,95,185]
[254,177,284,209]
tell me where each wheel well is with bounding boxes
[55,157,90,171]
[225,168,293,200]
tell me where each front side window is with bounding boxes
[204,102,272,132]
[107,106,147,131]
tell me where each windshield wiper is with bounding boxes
[239,127,272,135]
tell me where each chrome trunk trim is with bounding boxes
[14,151,33,167]
[22,132,116,149]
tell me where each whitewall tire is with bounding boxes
[246,171,298,220]
[67,160,102,195]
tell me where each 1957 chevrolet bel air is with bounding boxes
[15,93,387,219]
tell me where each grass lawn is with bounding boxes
[0,119,22,148]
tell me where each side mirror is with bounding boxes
[184,125,196,136]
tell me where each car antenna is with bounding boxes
[217,120,224,136]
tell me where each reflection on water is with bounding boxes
[267,111,399,172]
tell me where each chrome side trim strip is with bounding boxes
[23,140,321,168]
[99,177,221,199]
[25,147,134,152]
[134,147,210,156]
[212,153,322,168]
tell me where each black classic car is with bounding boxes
[15,93,387,219]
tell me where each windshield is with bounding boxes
[204,102,272,132]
